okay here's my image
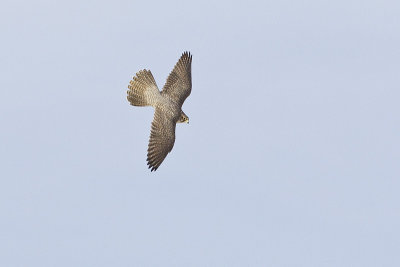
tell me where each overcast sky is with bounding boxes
[1,0,399,266]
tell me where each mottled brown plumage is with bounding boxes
[127,52,192,171]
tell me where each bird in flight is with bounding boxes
[127,52,192,171]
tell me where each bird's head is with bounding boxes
[178,112,189,124]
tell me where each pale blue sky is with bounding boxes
[1,0,399,266]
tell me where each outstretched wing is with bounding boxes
[161,51,192,107]
[147,107,176,171]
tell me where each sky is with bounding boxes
[1,0,399,266]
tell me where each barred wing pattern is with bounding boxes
[161,52,192,107]
[147,107,176,171]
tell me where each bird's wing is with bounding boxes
[161,51,192,107]
[147,107,176,171]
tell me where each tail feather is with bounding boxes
[127,70,160,107]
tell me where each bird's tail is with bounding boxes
[127,69,160,107]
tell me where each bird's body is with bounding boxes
[157,98,182,123]
[127,52,192,171]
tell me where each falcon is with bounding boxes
[127,52,192,171]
